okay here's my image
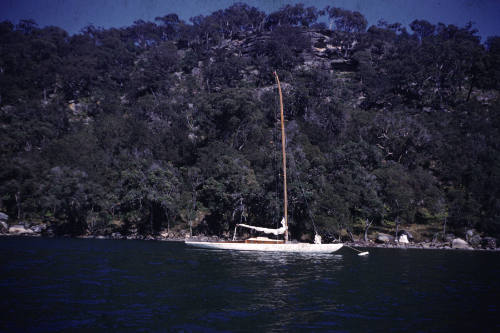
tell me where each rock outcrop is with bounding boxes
[398,234,409,243]
[481,237,497,249]
[111,232,123,239]
[376,233,395,243]
[30,224,46,233]
[8,224,35,235]
[397,230,414,242]
[0,221,8,234]
[452,238,472,250]
[468,234,482,248]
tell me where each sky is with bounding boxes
[1,0,499,39]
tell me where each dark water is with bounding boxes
[1,237,499,332]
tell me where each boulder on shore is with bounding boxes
[0,221,8,233]
[376,233,394,244]
[8,225,34,234]
[398,234,409,244]
[468,234,482,248]
[397,230,414,241]
[111,232,123,239]
[452,238,472,250]
[30,224,46,233]
[481,237,497,249]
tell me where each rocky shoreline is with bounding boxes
[1,229,498,252]
[344,240,500,252]
[1,214,498,251]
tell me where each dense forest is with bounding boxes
[1,3,499,241]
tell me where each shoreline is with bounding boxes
[1,233,498,252]
[343,241,500,252]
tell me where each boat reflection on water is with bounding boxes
[220,248,343,261]
[190,247,344,271]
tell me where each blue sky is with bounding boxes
[1,0,499,39]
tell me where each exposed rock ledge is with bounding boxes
[8,225,35,235]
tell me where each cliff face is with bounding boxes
[176,27,359,89]
[0,5,499,241]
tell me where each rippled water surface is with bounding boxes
[1,237,499,332]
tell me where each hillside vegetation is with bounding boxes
[1,4,499,241]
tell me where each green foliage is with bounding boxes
[0,3,499,240]
[197,143,261,231]
[120,160,181,233]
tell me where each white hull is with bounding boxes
[185,241,343,253]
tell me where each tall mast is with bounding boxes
[273,71,289,242]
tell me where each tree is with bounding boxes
[39,167,96,235]
[374,163,416,238]
[120,161,180,234]
[155,14,182,41]
[325,7,367,33]
[198,143,261,234]
[180,167,204,236]
[265,4,319,29]
[483,36,500,89]
[409,19,435,41]
[260,26,311,70]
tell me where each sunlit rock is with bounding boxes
[376,233,394,243]
[9,225,34,234]
[452,238,472,250]
[397,230,414,242]
[398,234,409,244]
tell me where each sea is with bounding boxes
[1,237,499,332]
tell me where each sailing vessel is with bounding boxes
[185,72,343,253]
